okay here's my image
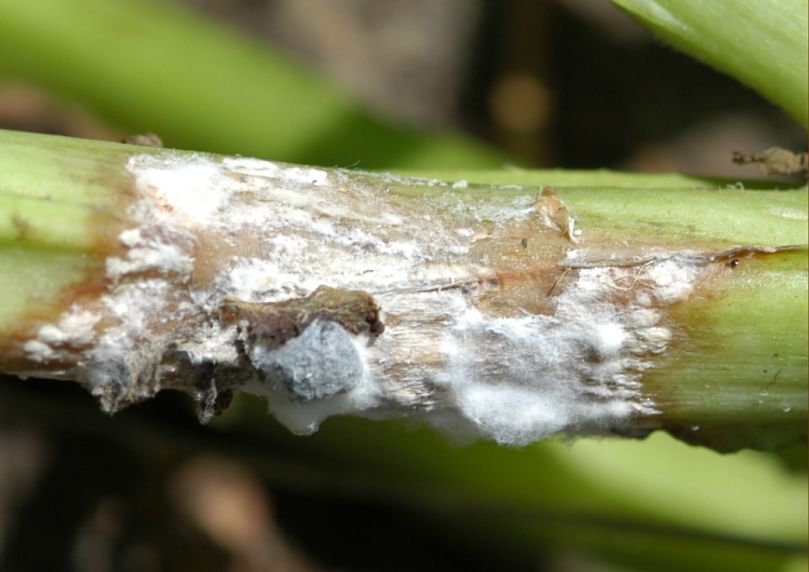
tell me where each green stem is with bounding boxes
[0,129,805,454]
[1,128,806,572]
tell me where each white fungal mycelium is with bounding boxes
[18,152,713,444]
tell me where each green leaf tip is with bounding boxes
[613,0,809,128]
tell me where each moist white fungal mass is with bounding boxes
[20,153,723,445]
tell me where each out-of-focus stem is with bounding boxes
[0,0,502,168]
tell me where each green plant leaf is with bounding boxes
[613,0,809,128]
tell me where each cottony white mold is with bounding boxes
[18,153,713,444]
[410,257,683,445]
[24,307,101,363]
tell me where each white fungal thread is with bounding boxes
[378,258,693,445]
[18,153,717,443]
[23,308,100,363]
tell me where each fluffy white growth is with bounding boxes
[125,155,683,443]
[39,309,99,345]
[106,240,193,281]
[424,282,658,444]
[644,259,697,302]
[221,157,281,177]
[282,167,329,187]
[22,339,54,361]
[83,280,174,406]
[128,155,232,227]
[413,252,696,445]
[23,307,101,363]
[593,323,627,357]
[222,158,329,187]
[211,256,314,304]
[23,152,706,443]
[453,382,567,445]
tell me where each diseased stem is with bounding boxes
[1,129,806,451]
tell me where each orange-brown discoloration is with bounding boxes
[0,157,137,371]
[462,203,574,316]
[0,260,107,371]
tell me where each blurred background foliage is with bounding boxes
[0,0,805,571]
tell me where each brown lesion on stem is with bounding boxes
[0,268,108,372]
[627,246,807,451]
[449,189,582,318]
[219,285,385,351]
[0,156,143,371]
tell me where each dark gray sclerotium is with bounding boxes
[249,319,363,401]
